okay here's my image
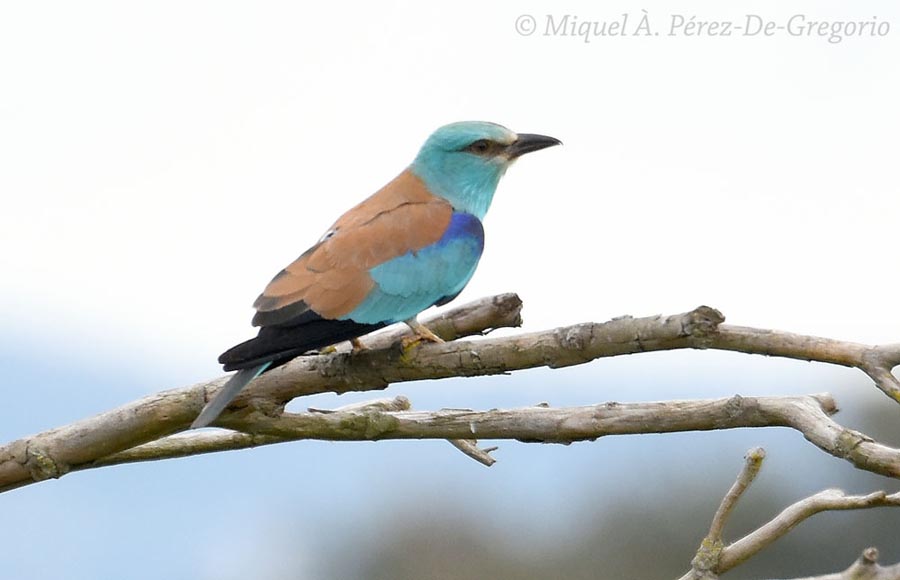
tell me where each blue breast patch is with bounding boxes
[438,211,485,253]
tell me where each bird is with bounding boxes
[191,121,560,429]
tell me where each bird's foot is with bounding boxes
[401,318,445,354]
[400,334,442,352]
[350,337,368,354]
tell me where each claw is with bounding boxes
[350,337,368,354]
[401,317,445,353]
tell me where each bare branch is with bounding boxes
[708,447,766,543]
[92,396,415,469]
[16,393,894,488]
[712,327,900,404]
[721,490,900,573]
[862,366,900,405]
[681,449,900,580]
[206,394,897,479]
[689,448,767,579]
[5,298,900,494]
[0,294,522,492]
[91,430,288,467]
[238,305,900,411]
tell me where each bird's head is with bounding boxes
[411,121,560,219]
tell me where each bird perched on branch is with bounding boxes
[192,121,560,428]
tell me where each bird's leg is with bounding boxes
[350,337,368,354]
[400,317,445,352]
[404,317,445,343]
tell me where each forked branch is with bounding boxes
[681,449,900,580]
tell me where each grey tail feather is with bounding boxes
[191,362,272,429]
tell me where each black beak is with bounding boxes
[506,133,562,159]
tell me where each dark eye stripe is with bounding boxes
[464,139,494,154]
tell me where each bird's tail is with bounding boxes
[191,361,272,429]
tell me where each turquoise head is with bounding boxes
[410,121,560,219]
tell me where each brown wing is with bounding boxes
[251,169,453,325]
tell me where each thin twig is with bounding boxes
[307,396,412,414]
[680,449,900,580]
[311,397,494,466]
[690,448,767,578]
[720,489,900,573]
[447,439,497,467]
[708,447,766,543]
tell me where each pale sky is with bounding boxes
[2,1,898,377]
[1,2,898,578]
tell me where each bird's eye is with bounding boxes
[466,139,492,154]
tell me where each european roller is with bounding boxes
[192,121,560,428]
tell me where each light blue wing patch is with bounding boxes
[341,212,485,324]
